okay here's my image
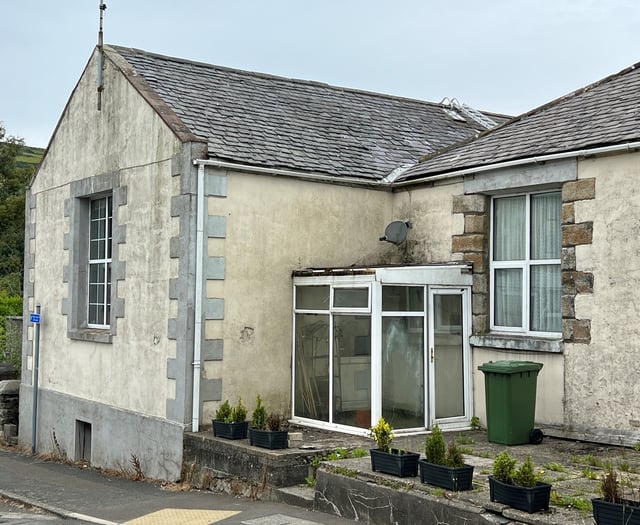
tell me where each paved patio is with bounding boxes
[190,424,640,524]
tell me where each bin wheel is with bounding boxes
[529,428,544,444]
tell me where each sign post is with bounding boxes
[31,305,41,454]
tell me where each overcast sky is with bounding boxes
[2,1,639,148]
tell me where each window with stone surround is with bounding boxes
[490,191,561,335]
[63,174,125,343]
[88,196,112,327]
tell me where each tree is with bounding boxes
[0,122,32,296]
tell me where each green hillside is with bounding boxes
[15,146,44,169]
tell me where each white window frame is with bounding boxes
[87,196,112,328]
[490,191,561,336]
[291,265,474,434]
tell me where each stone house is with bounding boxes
[21,42,640,480]
[397,60,640,446]
[19,45,504,479]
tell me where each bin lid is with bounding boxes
[478,360,543,374]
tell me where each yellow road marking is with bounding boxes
[125,508,240,525]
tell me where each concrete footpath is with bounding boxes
[0,448,356,525]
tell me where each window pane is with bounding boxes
[531,192,561,260]
[106,264,111,324]
[294,313,329,421]
[91,198,105,220]
[90,238,105,260]
[89,282,101,303]
[333,288,368,308]
[89,304,104,325]
[333,315,371,428]
[382,317,424,428]
[88,196,112,327]
[382,286,424,311]
[88,304,99,325]
[90,219,101,240]
[433,294,464,419]
[494,268,522,327]
[295,286,329,310]
[493,196,525,261]
[530,265,561,332]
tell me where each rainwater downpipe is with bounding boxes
[191,163,205,432]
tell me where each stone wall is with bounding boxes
[561,179,595,343]
[451,194,489,334]
[0,380,20,439]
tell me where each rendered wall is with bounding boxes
[199,173,470,424]
[201,171,398,420]
[564,152,640,443]
[391,181,465,264]
[20,48,187,479]
[471,348,564,427]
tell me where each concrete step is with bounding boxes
[272,485,315,509]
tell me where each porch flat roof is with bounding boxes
[292,261,472,278]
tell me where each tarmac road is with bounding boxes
[0,495,92,523]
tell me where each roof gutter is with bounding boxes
[393,141,640,187]
[193,158,385,188]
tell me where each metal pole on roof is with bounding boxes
[97,1,107,111]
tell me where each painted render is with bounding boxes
[20,48,197,479]
[201,170,397,422]
[564,151,640,441]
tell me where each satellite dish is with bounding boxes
[379,220,412,245]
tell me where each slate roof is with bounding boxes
[400,62,640,181]
[107,45,507,181]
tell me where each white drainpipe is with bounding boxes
[191,162,205,432]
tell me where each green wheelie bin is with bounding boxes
[478,360,543,445]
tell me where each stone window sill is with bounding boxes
[470,333,563,353]
[68,328,112,344]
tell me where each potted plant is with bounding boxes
[212,398,248,439]
[418,426,474,491]
[368,417,419,478]
[488,450,551,513]
[248,395,288,449]
[592,465,640,524]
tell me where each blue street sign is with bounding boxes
[30,313,41,324]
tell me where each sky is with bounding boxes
[2,1,640,148]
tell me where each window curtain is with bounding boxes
[493,197,525,327]
[493,196,525,260]
[530,193,561,331]
[530,265,561,332]
[495,268,522,327]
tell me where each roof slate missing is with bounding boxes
[107,45,507,181]
[400,61,640,181]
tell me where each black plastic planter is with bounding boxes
[370,449,419,478]
[489,476,551,513]
[418,460,474,491]
[212,420,249,440]
[592,498,640,525]
[248,428,288,449]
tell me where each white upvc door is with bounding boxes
[427,287,472,429]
